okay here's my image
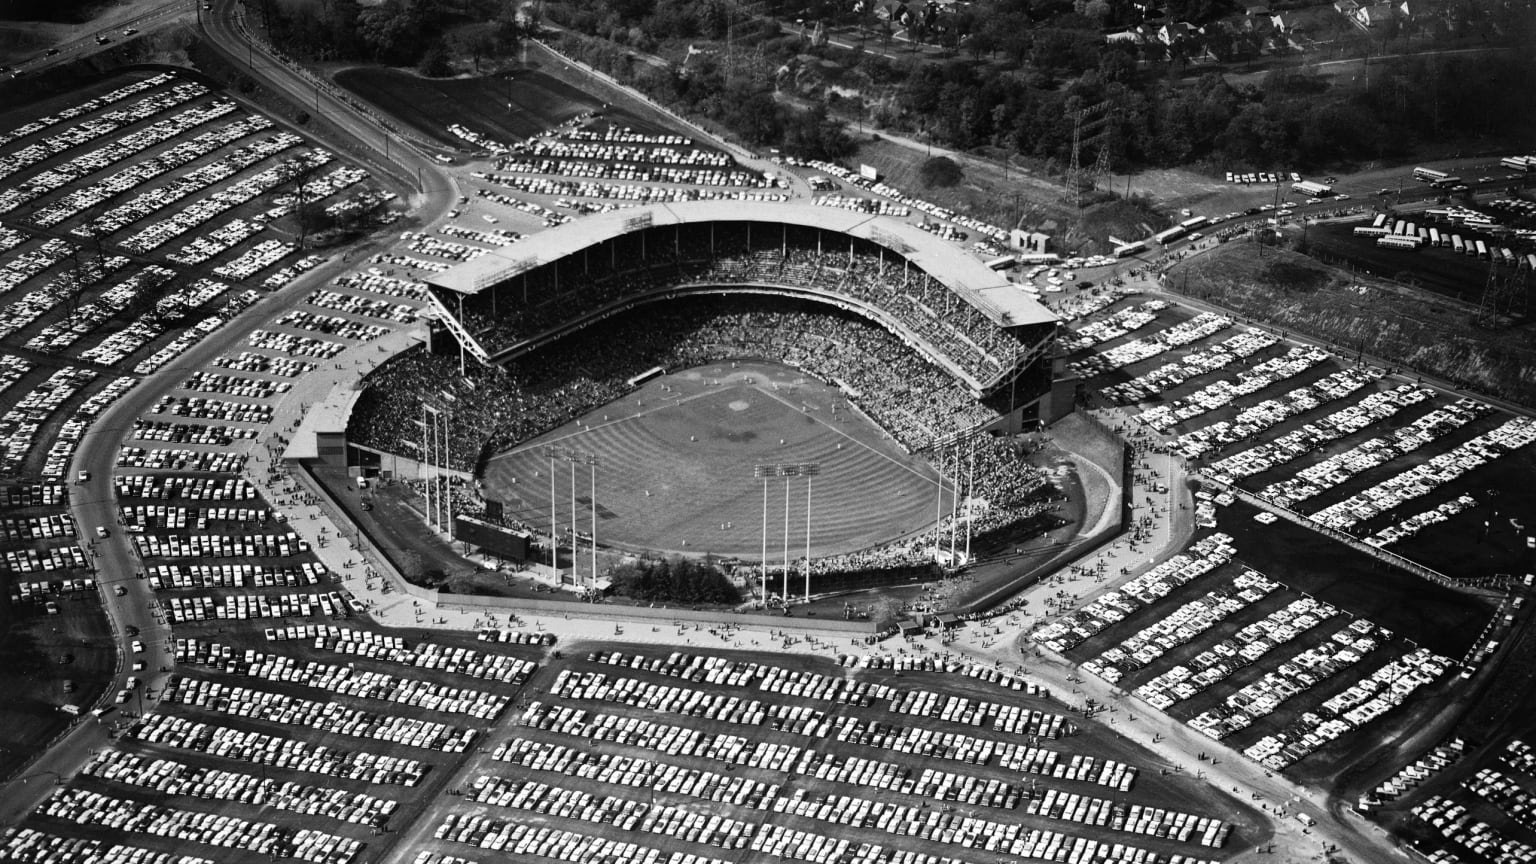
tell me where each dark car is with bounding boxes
[44,48,60,56]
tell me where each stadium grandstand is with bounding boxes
[423,201,1058,404]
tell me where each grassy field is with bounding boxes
[1305,221,1519,303]
[1168,241,1536,409]
[1213,501,1493,657]
[484,361,952,561]
[333,67,605,146]
[0,574,114,780]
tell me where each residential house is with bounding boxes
[1353,2,1394,26]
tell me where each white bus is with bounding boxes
[1114,240,1149,258]
[1178,216,1209,231]
[1377,235,1422,250]
[1451,235,1465,254]
[1413,167,1450,183]
[1152,226,1186,245]
[1475,239,1489,259]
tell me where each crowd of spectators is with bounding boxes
[350,295,1054,574]
[448,224,1034,388]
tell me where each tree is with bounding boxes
[869,596,904,630]
[418,38,453,76]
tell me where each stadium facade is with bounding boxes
[424,201,1061,429]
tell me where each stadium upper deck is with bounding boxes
[424,202,1058,396]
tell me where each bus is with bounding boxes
[985,255,1017,271]
[1428,228,1441,246]
[1377,235,1422,250]
[1393,220,1406,235]
[1353,226,1390,238]
[1114,240,1149,258]
[1178,216,1209,231]
[1430,177,1462,190]
[1475,240,1489,259]
[1414,167,1451,183]
[1152,226,1186,245]
[1501,156,1535,172]
[1292,181,1333,198]
[1372,214,1387,229]
[1451,235,1465,254]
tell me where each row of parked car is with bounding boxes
[0,512,74,541]
[131,712,427,785]
[0,367,96,476]
[469,777,757,848]
[121,151,332,254]
[35,789,361,864]
[1207,384,1433,483]
[1085,569,1279,686]
[2,96,236,217]
[152,394,275,424]
[130,419,251,447]
[1309,415,1536,531]
[116,473,256,500]
[1032,534,1237,653]
[1257,397,1493,507]
[246,328,347,359]
[1243,648,1452,770]
[1139,346,1330,432]
[1068,313,1234,379]
[162,677,478,752]
[213,350,315,379]
[1104,328,1280,405]
[1171,367,1384,460]
[33,113,274,229]
[0,827,213,864]
[177,639,509,719]
[115,446,246,473]
[1185,616,1384,744]
[1060,301,1167,353]
[79,132,301,240]
[305,289,420,324]
[1130,596,1340,708]
[159,591,341,623]
[82,749,399,826]
[0,75,199,186]
[147,561,327,590]
[0,72,175,150]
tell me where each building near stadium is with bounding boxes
[422,201,1060,424]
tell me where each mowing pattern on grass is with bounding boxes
[485,361,950,560]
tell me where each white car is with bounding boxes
[95,526,109,539]
[131,640,145,654]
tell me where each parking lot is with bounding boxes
[1037,291,1526,780]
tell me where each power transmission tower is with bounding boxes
[1474,256,1529,328]
[1066,101,1112,210]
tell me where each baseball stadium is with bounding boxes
[342,201,1065,590]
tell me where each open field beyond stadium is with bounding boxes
[485,361,956,561]
[333,66,682,151]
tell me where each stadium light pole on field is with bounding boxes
[438,391,458,536]
[568,454,578,586]
[781,464,798,604]
[933,444,945,565]
[964,437,975,564]
[588,455,598,588]
[419,406,433,530]
[802,464,820,604]
[753,465,774,603]
[544,446,559,572]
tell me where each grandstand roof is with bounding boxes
[427,201,1057,328]
[282,385,362,461]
